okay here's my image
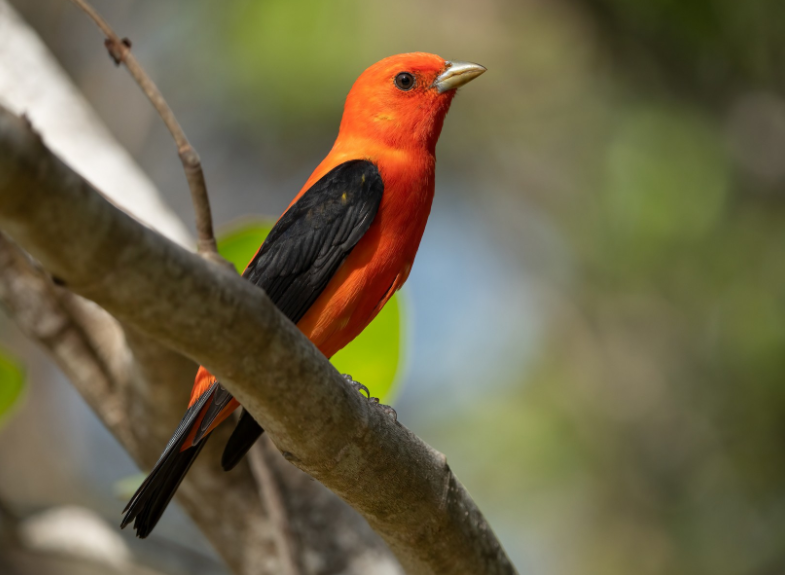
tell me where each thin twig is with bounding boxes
[248,438,303,575]
[67,0,223,260]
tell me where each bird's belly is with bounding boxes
[296,154,434,359]
[295,224,412,359]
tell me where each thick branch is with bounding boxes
[0,232,280,574]
[0,7,401,569]
[0,229,399,575]
[0,107,516,574]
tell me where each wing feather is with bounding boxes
[243,159,384,323]
[194,160,384,455]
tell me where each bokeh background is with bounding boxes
[2,0,785,574]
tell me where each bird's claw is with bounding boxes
[343,374,397,422]
[369,397,398,423]
[343,373,370,398]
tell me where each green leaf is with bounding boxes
[0,350,25,426]
[217,219,406,403]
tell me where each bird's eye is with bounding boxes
[394,72,415,91]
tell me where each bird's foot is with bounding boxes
[343,373,370,397]
[342,374,397,422]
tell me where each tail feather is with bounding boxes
[122,382,255,537]
[221,409,265,471]
[121,385,217,538]
[121,440,208,537]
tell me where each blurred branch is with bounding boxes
[66,0,222,260]
[0,232,275,574]
[0,0,191,248]
[247,440,302,575]
[0,505,172,575]
[0,105,516,575]
[0,496,19,522]
[0,494,20,545]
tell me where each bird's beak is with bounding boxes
[433,61,487,93]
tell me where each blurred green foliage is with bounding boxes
[224,0,365,124]
[583,0,785,94]
[0,350,24,427]
[459,104,785,573]
[599,106,730,280]
[217,220,404,403]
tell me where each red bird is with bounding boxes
[122,52,485,537]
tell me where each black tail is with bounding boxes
[221,409,264,471]
[121,440,208,537]
[122,387,216,538]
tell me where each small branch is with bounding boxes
[67,0,221,259]
[248,439,303,575]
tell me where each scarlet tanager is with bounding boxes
[122,53,485,537]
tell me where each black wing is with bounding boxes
[244,159,384,323]
[222,159,384,469]
[124,161,385,534]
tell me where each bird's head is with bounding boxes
[338,53,485,153]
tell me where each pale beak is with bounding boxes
[433,61,487,93]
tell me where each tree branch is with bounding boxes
[0,228,401,575]
[60,5,318,568]
[0,105,516,574]
[67,0,221,259]
[0,0,191,249]
[0,231,279,574]
[0,6,405,570]
[247,440,302,575]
